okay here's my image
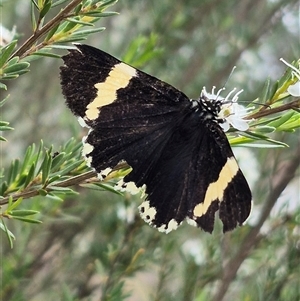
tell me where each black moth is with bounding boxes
[60,44,252,234]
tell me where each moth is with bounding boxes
[60,44,252,233]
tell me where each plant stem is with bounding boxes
[0,162,129,206]
[246,98,300,120]
[12,0,82,59]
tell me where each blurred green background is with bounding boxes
[1,0,299,300]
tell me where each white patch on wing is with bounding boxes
[85,156,92,167]
[138,200,157,223]
[78,116,89,128]
[81,142,94,167]
[186,218,198,227]
[157,219,179,234]
[115,179,141,195]
[98,167,112,180]
[82,142,94,156]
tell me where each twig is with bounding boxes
[12,0,82,59]
[100,222,138,301]
[0,162,129,206]
[0,171,95,205]
[246,99,300,120]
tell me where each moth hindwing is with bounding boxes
[60,44,252,234]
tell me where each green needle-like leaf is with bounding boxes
[0,40,17,68]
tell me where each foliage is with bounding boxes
[0,1,299,301]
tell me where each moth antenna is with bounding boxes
[221,66,237,91]
[213,66,237,102]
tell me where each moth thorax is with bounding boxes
[191,96,222,121]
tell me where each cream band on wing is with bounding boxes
[85,62,137,120]
[157,219,179,234]
[193,157,239,217]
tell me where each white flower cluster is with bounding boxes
[0,24,16,46]
[202,86,251,132]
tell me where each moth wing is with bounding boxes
[60,44,252,234]
[60,44,191,181]
[137,119,252,233]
